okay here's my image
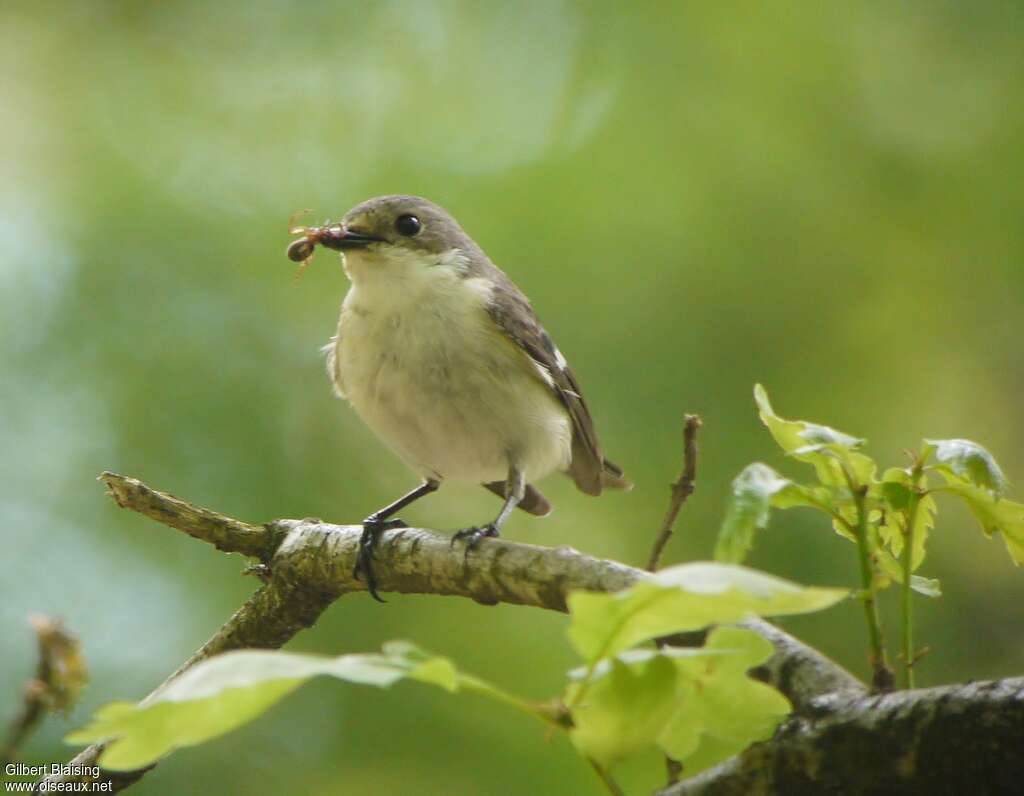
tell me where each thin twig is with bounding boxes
[2,616,87,766]
[647,414,703,572]
[647,414,702,786]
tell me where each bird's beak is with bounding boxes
[319,226,383,250]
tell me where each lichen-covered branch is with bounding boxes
[99,472,283,561]
[42,472,861,792]
[659,677,1024,795]
[94,473,860,697]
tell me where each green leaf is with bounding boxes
[877,472,913,511]
[567,628,790,770]
[567,563,847,662]
[67,643,505,770]
[754,384,875,488]
[876,468,935,570]
[924,439,1008,498]
[872,548,941,597]
[910,575,942,598]
[567,655,681,765]
[661,627,791,773]
[66,680,304,771]
[754,384,862,453]
[714,463,817,564]
[934,476,1024,566]
[566,645,737,681]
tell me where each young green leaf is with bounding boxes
[873,547,942,597]
[933,476,1024,565]
[567,628,790,771]
[877,472,913,511]
[67,643,510,770]
[567,655,681,766]
[714,463,811,564]
[567,563,847,662]
[754,384,876,487]
[877,468,935,570]
[754,384,863,454]
[659,627,791,773]
[924,439,1008,498]
[909,575,942,598]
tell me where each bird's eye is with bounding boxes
[394,214,422,237]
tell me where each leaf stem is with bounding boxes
[588,758,626,796]
[900,465,925,690]
[900,498,918,689]
[845,471,892,690]
[459,675,563,729]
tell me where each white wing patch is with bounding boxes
[553,346,568,370]
[532,359,557,388]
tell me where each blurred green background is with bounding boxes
[3,1,1023,793]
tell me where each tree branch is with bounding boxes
[99,473,283,561]
[41,472,861,793]
[658,677,1024,795]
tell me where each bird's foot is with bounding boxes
[451,523,500,552]
[353,516,407,602]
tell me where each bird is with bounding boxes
[315,195,631,600]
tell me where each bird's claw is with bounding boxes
[353,517,408,602]
[451,523,500,552]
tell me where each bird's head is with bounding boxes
[321,195,475,283]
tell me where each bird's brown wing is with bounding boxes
[485,273,630,496]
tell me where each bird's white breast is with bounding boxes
[327,250,571,485]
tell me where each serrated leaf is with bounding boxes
[567,655,681,765]
[878,473,913,511]
[876,487,935,571]
[67,643,503,769]
[568,628,790,770]
[873,548,941,597]
[754,384,876,488]
[925,439,1008,498]
[567,563,847,662]
[830,513,858,543]
[934,476,1024,565]
[871,467,935,569]
[658,627,791,772]
[566,646,735,681]
[755,384,863,453]
[714,463,816,564]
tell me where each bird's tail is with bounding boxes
[600,459,633,491]
[484,481,552,516]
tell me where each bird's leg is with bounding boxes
[355,479,439,602]
[453,465,525,550]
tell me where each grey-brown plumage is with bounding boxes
[481,262,631,498]
[314,194,630,600]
